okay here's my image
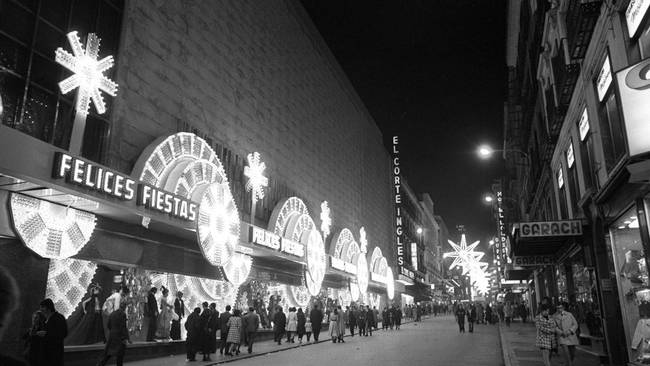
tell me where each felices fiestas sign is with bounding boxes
[53,152,197,221]
[331,257,357,274]
[249,226,304,257]
[514,255,555,267]
[519,220,582,238]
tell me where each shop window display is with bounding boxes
[609,207,650,364]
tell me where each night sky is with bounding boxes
[302,0,507,249]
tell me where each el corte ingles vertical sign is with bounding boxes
[392,136,405,267]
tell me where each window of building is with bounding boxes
[595,55,627,173]
[557,167,569,219]
[577,107,598,191]
[0,0,124,162]
[566,141,581,216]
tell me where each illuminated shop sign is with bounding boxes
[626,0,650,38]
[578,108,590,141]
[371,272,387,283]
[596,56,612,102]
[616,58,650,156]
[493,189,508,272]
[519,220,582,238]
[566,142,575,168]
[249,226,305,257]
[513,255,555,267]
[392,136,405,268]
[331,256,357,274]
[53,153,197,221]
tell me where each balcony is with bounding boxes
[566,0,603,59]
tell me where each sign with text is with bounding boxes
[248,226,304,257]
[626,0,650,38]
[519,220,582,238]
[596,56,612,102]
[392,135,406,269]
[616,58,650,157]
[331,256,357,274]
[513,255,555,267]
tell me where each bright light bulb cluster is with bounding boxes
[46,258,97,318]
[222,253,252,287]
[356,253,369,295]
[287,285,311,307]
[444,234,490,296]
[304,229,326,296]
[331,228,354,259]
[197,182,240,267]
[244,152,268,204]
[10,194,96,259]
[386,267,395,300]
[55,31,117,116]
[320,201,331,239]
[359,227,368,254]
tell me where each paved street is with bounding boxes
[125,315,503,366]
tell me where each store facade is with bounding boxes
[0,0,397,360]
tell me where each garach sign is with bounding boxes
[513,255,555,267]
[519,220,582,238]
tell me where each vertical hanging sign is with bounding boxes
[392,136,405,268]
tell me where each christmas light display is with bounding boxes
[197,182,240,267]
[320,201,331,239]
[331,228,355,260]
[356,253,369,295]
[386,267,395,300]
[46,258,98,318]
[303,229,326,296]
[10,193,96,259]
[359,226,368,253]
[55,31,118,116]
[222,253,252,287]
[244,152,268,204]
[444,234,490,296]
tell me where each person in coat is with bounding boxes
[184,308,201,361]
[207,303,219,354]
[23,311,46,366]
[296,308,306,343]
[347,306,356,336]
[37,298,67,366]
[468,303,477,333]
[145,287,158,341]
[97,300,130,366]
[555,302,579,366]
[171,291,184,340]
[329,308,340,343]
[381,307,389,330]
[242,307,260,353]
[366,305,375,336]
[286,307,298,343]
[337,305,346,342]
[372,307,380,330]
[394,306,402,330]
[226,309,242,356]
[199,302,212,361]
[310,305,324,342]
[535,304,558,366]
[485,304,493,325]
[357,307,367,336]
[273,306,286,345]
[455,305,466,333]
[219,305,232,355]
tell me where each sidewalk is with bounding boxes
[125,319,421,366]
[499,320,601,366]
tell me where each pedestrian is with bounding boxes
[219,305,232,355]
[329,308,340,343]
[145,287,158,341]
[273,306,286,345]
[476,303,484,324]
[373,306,380,330]
[504,301,513,327]
[535,304,558,366]
[456,305,466,333]
[199,302,212,361]
[305,312,313,342]
[226,309,242,356]
[388,306,395,329]
[97,300,130,366]
[348,306,356,336]
[185,308,201,362]
[485,304,493,325]
[555,302,578,366]
[337,305,346,342]
[37,298,67,366]
[395,306,402,330]
[519,302,528,323]
[310,305,323,342]
[207,303,219,357]
[23,311,46,366]
[366,305,375,336]
[297,308,306,343]
[357,306,367,336]
[171,291,184,340]
[242,307,259,354]
[286,307,297,343]
[468,303,476,333]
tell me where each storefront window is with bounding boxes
[609,206,650,364]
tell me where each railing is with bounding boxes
[566,0,603,59]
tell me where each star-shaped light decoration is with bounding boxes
[55,31,118,116]
[359,226,368,253]
[443,234,484,275]
[243,152,268,204]
[320,201,331,238]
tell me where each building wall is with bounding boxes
[107,0,394,259]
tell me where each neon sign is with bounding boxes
[392,136,405,268]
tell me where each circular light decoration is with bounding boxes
[269,197,311,237]
[46,258,98,318]
[197,183,241,267]
[331,228,355,260]
[350,282,360,302]
[356,253,369,295]
[303,229,326,296]
[287,285,311,307]
[223,253,252,287]
[386,267,395,300]
[10,194,96,259]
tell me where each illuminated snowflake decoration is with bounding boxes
[55,31,118,116]
[244,152,268,204]
[443,234,485,275]
[320,201,331,238]
[359,226,368,253]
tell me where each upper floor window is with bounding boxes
[0,0,124,162]
[594,54,626,173]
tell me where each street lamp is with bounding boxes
[483,194,495,203]
[476,144,530,165]
[417,227,423,235]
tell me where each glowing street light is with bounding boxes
[477,144,494,159]
[483,194,495,203]
[416,227,423,234]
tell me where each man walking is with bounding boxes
[348,306,356,336]
[366,305,375,336]
[219,305,231,355]
[310,305,323,342]
[97,301,130,366]
[357,306,367,336]
[504,301,513,327]
[273,306,286,345]
[242,307,260,354]
[456,305,466,333]
[468,303,477,333]
[38,298,68,366]
[199,302,212,361]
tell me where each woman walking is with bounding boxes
[296,308,306,344]
[535,304,558,366]
[555,302,579,366]
[226,309,243,356]
[286,307,297,343]
[329,308,340,343]
[305,313,313,342]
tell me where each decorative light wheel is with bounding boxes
[350,282,360,302]
[356,253,369,295]
[196,182,240,267]
[46,258,97,318]
[10,194,96,259]
[303,229,326,296]
[288,285,311,307]
[386,267,395,300]
[223,253,252,287]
